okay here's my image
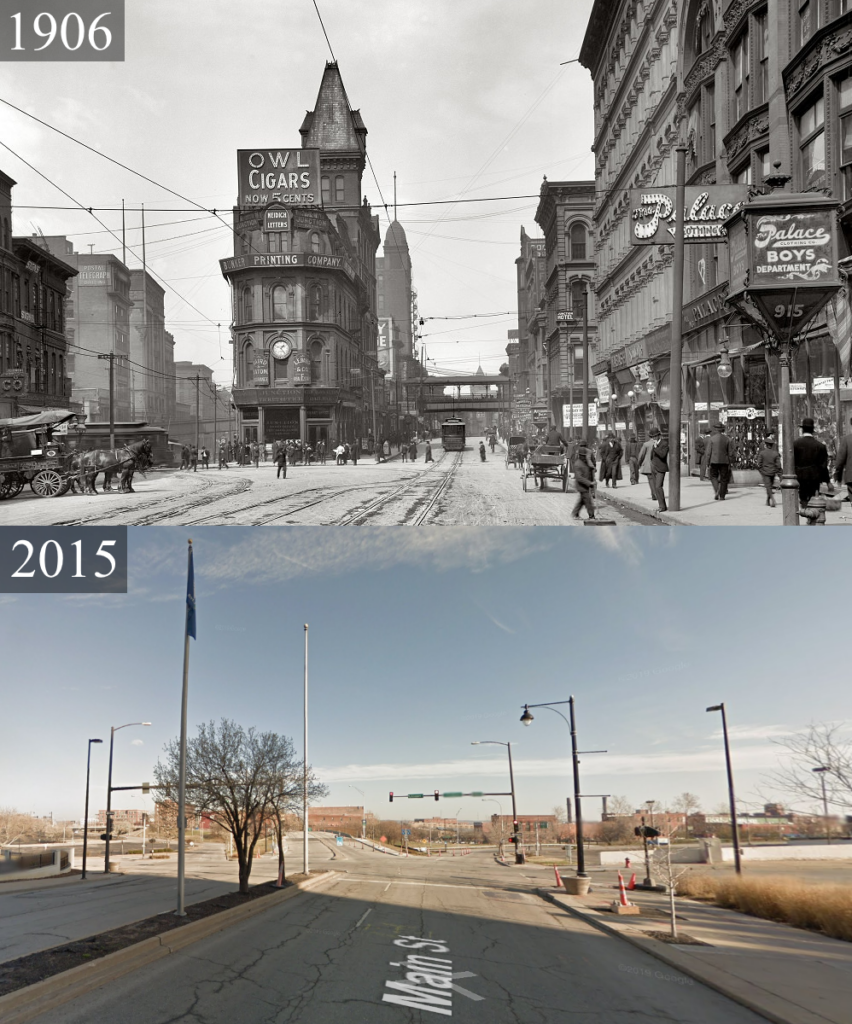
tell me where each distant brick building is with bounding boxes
[309,805,372,833]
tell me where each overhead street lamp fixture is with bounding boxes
[471,740,523,863]
[812,767,832,845]
[81,738,103,881]
[520,699,606,888]
[706,703,741,875]
[105,722,151,874]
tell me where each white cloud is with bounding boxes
[585,527,644,565]
[133,528,553,590]
[131,739,144,746]
[318,743,783,784]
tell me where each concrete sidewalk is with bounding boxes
[543,882,852,1024]
[587,470,852,526]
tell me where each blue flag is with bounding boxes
[186,543,196,639]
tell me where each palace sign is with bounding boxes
[631,186,748,244]
[237,149,320,207]
[724,193,841,344]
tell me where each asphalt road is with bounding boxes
[0,439,661,526]
[26,843,767,1024]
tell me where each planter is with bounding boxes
[561,874,591,896]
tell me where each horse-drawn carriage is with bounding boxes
[521,443,569,492]
[0,410,152,500]
[505,435,527,470]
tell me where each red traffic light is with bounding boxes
[389,792,394,802]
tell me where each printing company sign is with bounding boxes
[220,252,355,280]
[631,186,748,244]
[237,149,320,207]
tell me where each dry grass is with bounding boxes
[676,873,852,942]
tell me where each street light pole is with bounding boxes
[813,767,831,844]
[471,740,524,863]
[520,698,606,880]
[105,722,151,874]
[81,738,102,880]
[303,623,309,876]
[706,703,742,874]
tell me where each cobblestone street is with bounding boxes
[0,439,660,527]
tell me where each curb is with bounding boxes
[536,888,828,1024]
[0,871,337,1024]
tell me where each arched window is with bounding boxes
[570,279,587,317]
[272,285,291,321]
[243,341,255,382]
[570,223,587,260]
[335,175,345,202]
[309,284,322,320]
[321,176,331,204]
[309,338,324,382]
[242,286,253,323]
[311,232,322,253]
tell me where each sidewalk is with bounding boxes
[542,882,852,1024]
[587,471,852,526]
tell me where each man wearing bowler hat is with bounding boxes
[793,417,830,509]
[648,426,669,512]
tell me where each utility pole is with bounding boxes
[581,284,589,440]
[97,351,116,449]
[194,375,200,467]
[212,382,217,458]
[668,143,688,511]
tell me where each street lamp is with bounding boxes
[716,340,733,379]
[520,698,606,883]
[471,740,523,864]
[81,738,102,881]
[812,767,832,844]
[105,722,151,874]
[349,785,366,839]
[706,703,742,875]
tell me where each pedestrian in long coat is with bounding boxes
[637,436,655,498]
[623,434,640,484]
[600,433,623,487]
[755,434,781,507]
[707,423,732,500]
[276,445,287,479]
[571,440,596,520]
[400,443,408,463]
[424,440,433,463]
[834,415,852,502]
[793,417,830,508]
[648,427,669,512]
[409,440,418,462]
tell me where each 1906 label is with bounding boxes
[0,1,124,61]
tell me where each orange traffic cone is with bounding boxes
[627,873,636,890]
[617,871,629,906]
[554,866,562,889]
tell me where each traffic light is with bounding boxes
[508,836,516,844]
[389,792,394,803]
[434,790,440,801]
[99,833,111,841]
[634,825,661,838]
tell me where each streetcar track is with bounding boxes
[340,449,462,525]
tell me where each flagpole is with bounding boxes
[176,539,194,916]
[303,624,309,876]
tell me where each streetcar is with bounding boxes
[440,417,466,451]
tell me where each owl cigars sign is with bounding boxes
[631,186,748,244]
[724,194,841,344]
[237,149,321,207]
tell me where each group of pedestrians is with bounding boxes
[179,444,210,471]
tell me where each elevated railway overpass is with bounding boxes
[404,375,510,415]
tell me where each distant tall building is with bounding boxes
[221,62,383,447]
[514,228,547,431]
[376,219,412,369]
[129,269,170,426]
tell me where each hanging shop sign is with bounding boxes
[562,403,598,427]
[595,373,611,403]
[237,149,320,208]
[263,206,290,232]
[630,186,748,245]
[724,193,841,344]
[292,352,312,386]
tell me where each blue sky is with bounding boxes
[1,527,845,826]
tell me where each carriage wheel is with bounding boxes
[31,470,65,497]
[0,474,22,500]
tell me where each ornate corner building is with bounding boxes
[0,172,77,418]
[581,0,852,467]
[220,62,382,449]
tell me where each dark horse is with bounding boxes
[70,439,153,495]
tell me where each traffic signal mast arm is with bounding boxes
[389,791,512,801]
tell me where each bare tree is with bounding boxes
[0,808,35,846]
[764,724,852,811]
[607,795,634,817]
[154,718,327,893]
[651,831,691,940]
[672,792,702,835]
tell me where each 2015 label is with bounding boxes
[1,528,127,593]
